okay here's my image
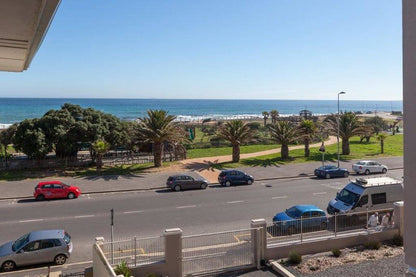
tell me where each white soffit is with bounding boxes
[0,0,60,72]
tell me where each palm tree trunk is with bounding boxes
[304,139,310,157]
[232,144,240,162]
[342,139,350,155]
[154,142,163,167]
[96,154,102,174]
[381,140,384,154]
[281,144,289,159]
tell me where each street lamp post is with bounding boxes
[337,91,346,167]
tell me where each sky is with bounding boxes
[0,0,403,100]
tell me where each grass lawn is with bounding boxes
[0,162,176,181]
[187,144,277,159]
[213,134,403,169]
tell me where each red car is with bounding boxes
[34,181,81,200]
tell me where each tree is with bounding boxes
[217,120,252,162]
[137,110,185,167]
[299,119,316,157]
[262,111,269,126]
[324,112,368,155]
[12,119,51,159]
[364,116,388,135]
[270,110,279,124]
[268,121,300,159]
[92,139,110,174]
[0,124,17,158]
[376,133,388,154]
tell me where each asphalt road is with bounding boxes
[0,166,403,276]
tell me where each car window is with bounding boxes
[286,207,302,218]
[53,239,62,246]
[357,195,368,206]
[13,233,30,251]
[301,212,311,218]
[41,240,55,249]
[371,193,387,205]
[311,211,323,217]
[53,184,63,189]
[64,232,71,244]
[42,184,52,189]
[188,176,194,181]
[23,241,40,252]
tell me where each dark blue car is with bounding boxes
[218,170,254,187]
[272,205,328,235]
[314,165,349,179]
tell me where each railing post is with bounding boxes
[300,216,303,242]
[164,228,182,277]
[251,219,267,268]
[366,208,369,233]
[334,213,337,237]
[134,236,137,267]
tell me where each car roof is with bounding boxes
[293,205,323,212]
[38,181,62,186]
[29,229,64,241]
[221,170,243,173]
[169,174,192,178]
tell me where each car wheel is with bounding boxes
[343,172,349,177]
[365,169,370,175]
[67,192,75,199]
[1,261,15,272]
[36,194,45,201]
[247,179,253,185]
[200,183,207,189]
[325,173,331,179]
[382,168,387,174]
[225,181,231,187]
[174,185,181,192]
[54,254,67,265]
[288,226,296,235]
[321,222,328,230]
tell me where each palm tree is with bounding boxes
[137,110,184,167]
[376,133,388,154]
[262,111,269,126]
[324,112,368,155]
[268,121,300,159]
[299,119,316,157]
[270,110,279,124]
[217,120,252,162]
[92,139,110,174]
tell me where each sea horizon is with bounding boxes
[0,98,403,127]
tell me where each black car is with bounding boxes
[167,174,208,191]
[314,165,349,179]
[218,170,254,186]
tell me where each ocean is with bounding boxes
[0,98,403,127]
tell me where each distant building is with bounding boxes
[299,110,312,119]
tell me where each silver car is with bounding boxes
[352,160,388,175]
[0,229,73,271]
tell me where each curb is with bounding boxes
[0,167,403,201]
[270,260,296,277]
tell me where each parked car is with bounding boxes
[0,229,73,271]
[34,181,81,201]
[352,160,388,175]
[314,165,349,179]
[272,205,328,235]
[166,174,208,191]
[218,170,254,186]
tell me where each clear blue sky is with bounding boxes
[0,0,402,100]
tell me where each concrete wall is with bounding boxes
[403,0,416,275]
[92,239,118,277]
[265,229,399,260]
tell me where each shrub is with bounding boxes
[332,248,342,257]
[288,251,302,265]
[114,261,131,277]
[364,241,381,250]
[392,234,403,246]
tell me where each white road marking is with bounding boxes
[19,219,43,223]
[272,196,288,199]
[313,192,327,195]
[227,200,244,204]
[123,210,143,214]
[176,205,197,209]
[74,215,95,218]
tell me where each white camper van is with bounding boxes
[327,177,403,214]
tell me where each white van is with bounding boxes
[327,177,403,214]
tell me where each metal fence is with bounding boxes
[101,235,165,267]
[267,208,394,245]
[182,228,257,276]
[60,272,85,277]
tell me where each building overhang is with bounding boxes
[0,0,60,72]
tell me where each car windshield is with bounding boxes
[64,232,71,244]
[285,207,302,218]
[12,233,29,251]
[336,188,360,205]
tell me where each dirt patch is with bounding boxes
[289,244,404,275]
